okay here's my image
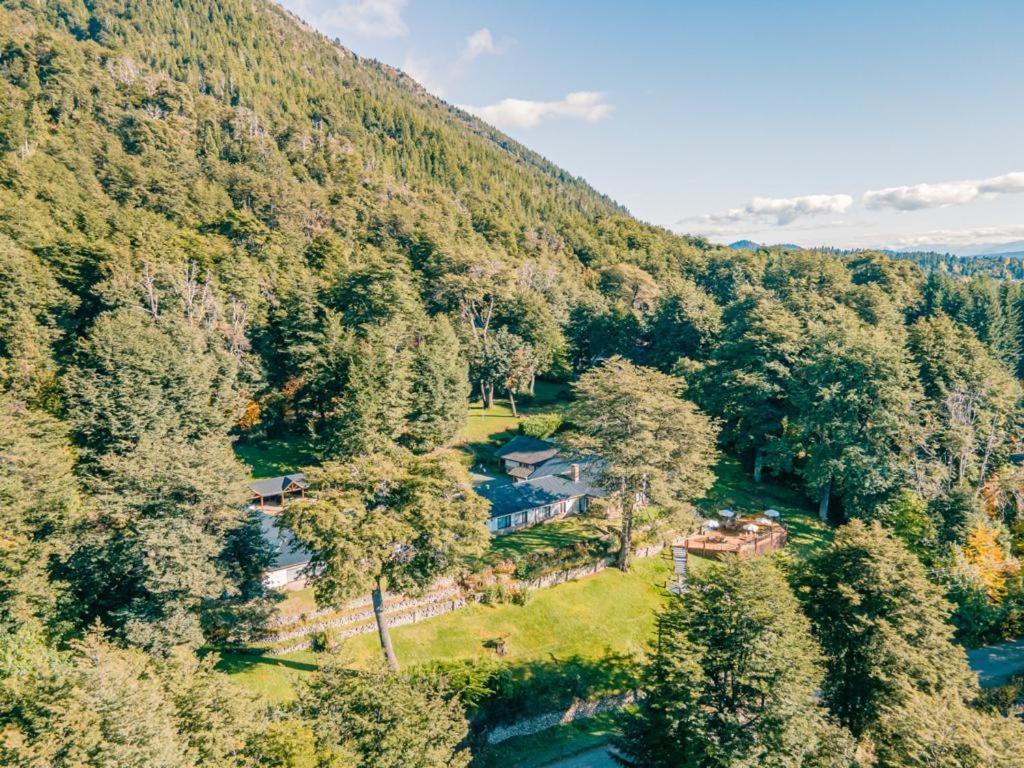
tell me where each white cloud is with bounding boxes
[460,91,614,129]
[691,193,854,229]
[462,28,499,60]
[863,170,1024,211]
[320,0,407,39]
[886,224,1024,249]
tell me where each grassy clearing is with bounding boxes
[346,554,670,669]
[234,432,318,478]
[220,555,673,703]
[472,712,621,768]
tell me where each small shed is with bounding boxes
[494,436,559,474]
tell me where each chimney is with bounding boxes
[569,463,580,482]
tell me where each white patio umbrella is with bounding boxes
[717,509,735,519]
[742,523,758,533]
[764,509,781,519]
[755,517,772,526]
[704,519,721,530]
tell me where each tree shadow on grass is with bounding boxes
[213,651,320,676]
[421,652,641,733]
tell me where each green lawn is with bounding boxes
[234,432,318,478]
[460,381,570,468]
[220,555,673,703]
[484,516,613,566]
[472,712,621,768]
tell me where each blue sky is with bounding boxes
[280,0,1024,253]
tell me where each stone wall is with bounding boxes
[484,691,637,744]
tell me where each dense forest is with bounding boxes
[3,0,1024,765]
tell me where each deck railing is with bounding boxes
[683,526,788,559]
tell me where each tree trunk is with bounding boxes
[618,503,634,571]
[508,389,518,417]
[529,373,536,395]
[478,380,488,408]
[818,476,832,523]
[753,448,765,484]
[371,582,399,672]
[485,383,494,409]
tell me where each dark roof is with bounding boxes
[508,466,533,480]
[249,472,308,499]
[477,474,604,519]
[259,513,312,571]
[494,436,559,465]
[527,455,603,483]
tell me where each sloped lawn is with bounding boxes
[220,555,672,703]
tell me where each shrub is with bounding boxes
[518,412,563,439]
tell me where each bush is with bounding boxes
[519,412,563,439]
[309,630,330,652]
[480,583,529,606]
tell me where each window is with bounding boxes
[496,515,512,530]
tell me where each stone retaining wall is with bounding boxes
[484,691,637,744]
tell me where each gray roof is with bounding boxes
[527,454,603,483]
[249,473,308,499]
[494,436,559,465]
[477,474,604,519]
[259,513,312,571]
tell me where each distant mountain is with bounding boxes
[892,240,1024,258]
[728,240,801,251]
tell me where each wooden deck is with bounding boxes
[683,524,788,559]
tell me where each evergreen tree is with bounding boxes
[567,357,718,570]
[616,557,855,768]
[69,435,270,653]
[870,684,1024,768]
[0,396,82,635]
[0,628,265,768]
[797,520,975,737]
[404,316,470,452]
[300,664,470,768]
[696,290,803,482]
[647,279,723,371]
[66,309,243,462]
[282,450,488,670]
[788,314,921,520]
[316,319,413,458]
[907,313,1020,492]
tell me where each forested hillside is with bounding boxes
[4,1,1024,765]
